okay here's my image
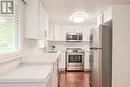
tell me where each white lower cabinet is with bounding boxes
[52,61,59,87]
[0,65,54,87]
[58,52,66,71]
[84,52,90,71]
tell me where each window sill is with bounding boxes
[0,49,23,63]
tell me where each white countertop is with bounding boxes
[21,52,61,64]
[0,64,53,83]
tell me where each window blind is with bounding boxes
[0,0,24,53]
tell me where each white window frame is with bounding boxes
[0,0,24,63]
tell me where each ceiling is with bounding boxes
[43,0,130,24]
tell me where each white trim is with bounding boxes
[22,0,29,4]
[0,50,23,63]
[41,0,49,14]
[0,0,24,63]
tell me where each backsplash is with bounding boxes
[48,41,90,51]
[23,39,43,57]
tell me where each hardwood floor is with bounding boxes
[59,72,90,87]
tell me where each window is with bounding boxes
[0,0,24,53]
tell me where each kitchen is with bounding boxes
[0,0,130,87]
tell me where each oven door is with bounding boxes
[67,53,84,66]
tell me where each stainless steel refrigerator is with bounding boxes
[90,20,112,87]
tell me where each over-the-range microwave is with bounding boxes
[66,33,83,42]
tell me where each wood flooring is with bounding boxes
[59,72,90,87]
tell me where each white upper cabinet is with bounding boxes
[103,7,112,23]
[25,0,48,39]
[82,25,89,41]
[58,52,66,70]
[97,13,103,27]
[97,7,112,27]
[48,24,64,41]
[48,24,54,41]
[65,25,75,33]
[61,25,67,41]
[39,0,48,40]
[48,24,89,41]
[54,24,63,41]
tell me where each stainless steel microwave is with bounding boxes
[66,33,83,42]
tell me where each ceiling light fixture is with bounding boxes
[70,12,88,23]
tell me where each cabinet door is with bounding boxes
[75,25,88,41]
[83,29,88,41]
[97,14,103,27]
[84,52,90,70]
[54,24,62,41]
[39,0,48,40]
[25,0,39,39]
[65,25,74,33]
[39,0,44,39]
[48,24,66,41]
[60,25,66,41]
[53,63,58,87]
[61,25,70,41]
[61,52,66,69]
[59,52,66,71]
[103,7,112,23]
[74,25,83,33]
[48,24,54,41]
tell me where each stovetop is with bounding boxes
[66,48,84,53]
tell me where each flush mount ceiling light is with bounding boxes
[70,12,88,23]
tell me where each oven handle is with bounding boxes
[67,53,84,55]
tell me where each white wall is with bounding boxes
[23,39,42,57]
[22,39,48,62]
[112,5,130,87]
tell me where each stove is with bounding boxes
[66,48,84,71]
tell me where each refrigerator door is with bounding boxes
[99,23,112,87]
[91,21,112,87]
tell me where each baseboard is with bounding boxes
[59,68,92,73]
[84,68,92,72]
[59,68,65,72]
